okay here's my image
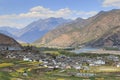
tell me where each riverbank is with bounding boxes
[89,49,120,55]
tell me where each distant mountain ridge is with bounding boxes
[35,9,120,48]
[0,26,19,40]
[0,26,19,35]
[16,17,71,43]
[0,30,17,39]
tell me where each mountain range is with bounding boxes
[0,18,71,43]
[15,17,71,43]
[34,9,120,48]
[0,26,19,34]
[0,27,19,41]
[1,9,120,48]
[0,30,17,39]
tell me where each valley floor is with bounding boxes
[0,49,120,80]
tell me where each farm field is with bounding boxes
[0,50,120,80]
[0,59,120,80]
[90,66,120,73]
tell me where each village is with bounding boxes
[1,47,120,78]
[0,33,119,79]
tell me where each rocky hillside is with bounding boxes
[35,9,120,48]
[88,26,120,47]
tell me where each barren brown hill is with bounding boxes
[35,9,120,48]
[88,26,120,47]
[0,33,21,49]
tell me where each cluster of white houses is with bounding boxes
[5,50,120,70]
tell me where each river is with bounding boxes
[71,47,99,54]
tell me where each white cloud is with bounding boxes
[103,0,120,7]
[20,6,72,18]
[0,6,98,28]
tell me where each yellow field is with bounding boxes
[20,43,42,48]
[43,51,60,55]
[0,63,14,68]
[90,66,120,73]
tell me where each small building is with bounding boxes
[94,60,105,65]
[23,56,31,61]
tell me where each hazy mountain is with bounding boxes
[0,26,19,35]
[16,17,71,43]
[35,9,120,48]
[0,30,18,40]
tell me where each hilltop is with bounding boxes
[0,33,21,50]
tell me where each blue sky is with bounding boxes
[0,0,120,28]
